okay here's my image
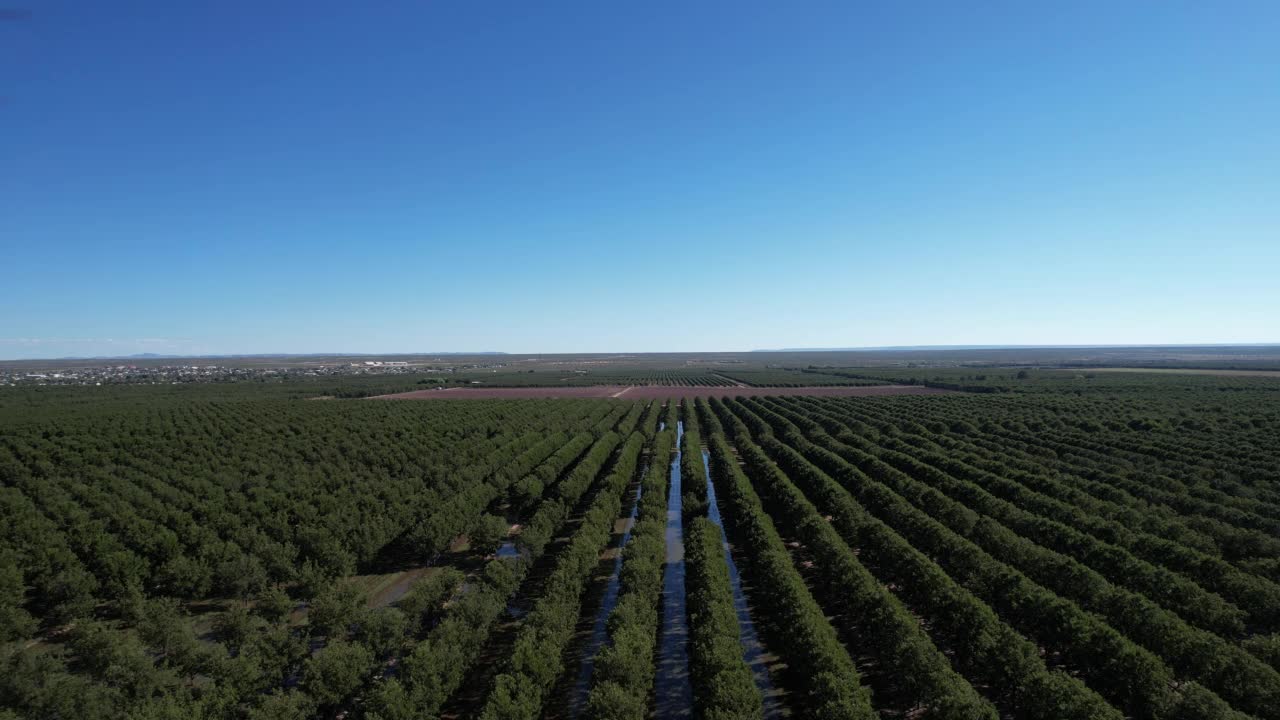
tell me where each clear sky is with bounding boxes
[2,2,1277,358]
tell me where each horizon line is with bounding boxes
[4,342,1280,363]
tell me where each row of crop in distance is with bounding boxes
[724,395,1275,720]
[0,399,650,719]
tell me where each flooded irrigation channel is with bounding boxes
[569,416,779,718]
[703,448,783,719]
[655,420,693,718]
[568,468,646,718]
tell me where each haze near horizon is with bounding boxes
[2,2,1277,359]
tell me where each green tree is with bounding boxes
[253,585,294,624]
[137,597,200,667]
[295,559,333,600]
[248,690,315,720]
[357,607,407,658]
[156,555,212,599]
[243,623,308,688]
[213,603,259,653]
[216,553,270,599]
[68,620,168,702]
[1244,634,1280,669]
[307,583,365,639]
[398,568,464,634]
[470,513,511,555]
[365,678,416,720]
[480,673,541,720]
[0,552,36,641]
[100,550,148,602]
[302,640,373,708]
[586,680,647,720]
[43,566,99,624]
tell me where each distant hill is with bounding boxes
[52,352,508,361]
[756,344,1280,352]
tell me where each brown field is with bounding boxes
[372,384,950,400]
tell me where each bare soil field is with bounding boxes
[373,384,950,400]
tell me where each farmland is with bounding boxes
[373,384,946,400]
[2,369,1279,719]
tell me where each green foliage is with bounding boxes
[715,368,890,387]
[684,516,762,720]
[397,567,464,635]
[394,416,636,719]
[137,597,203,672]
[212,603,259,653]
[240,623,308,690]
[479,672,542,720]
[357,607,407,658]
[253,585,294,624]
[301,640,373,708]
[67,620,172,703]
[247,690,315,720]
[0,553,36,642]
[478,432,645,718]
[736,394,1270,719]
[704,431,874,720]
[584,428,675,719]
[680,428,709,522]
[3,371,1278,720]
[1244,634,1280,670]
[365,678,415,720]
[306,583,365,639]
[469,513,512,555]
[584,678,649,720]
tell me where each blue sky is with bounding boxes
[2,1,1277,358]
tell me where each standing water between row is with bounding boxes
[655,420,692,718]
[703,448,783,718]
[569,469,645,718]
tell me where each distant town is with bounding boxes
[0,360,506,387]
